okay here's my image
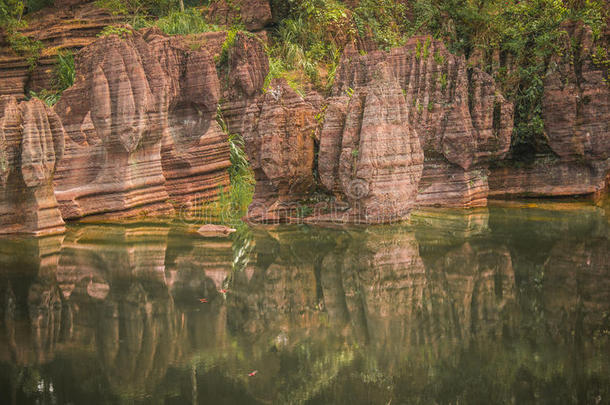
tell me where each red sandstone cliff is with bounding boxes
[489,21,610,198]
[0,8,608,232]
[53,28,231,220]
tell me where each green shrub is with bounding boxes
[95,0,179,17]
[27,0,53,13]
[28,89,60,106]
[408,0,605,156]
[353,0,407,49]
[216,27,240,68]
[0,0,24,28]
[267,0,348,91]
[7,31,42,69]
[439,73,448,91]
[433,50,445,65]
[155,8,218,35]
[53,51,75,92]
[198,106,254,226]
[97,25,132,38]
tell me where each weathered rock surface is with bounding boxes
[0,3,121,99]
[0,96,66,235]
[244,79,317,222]
[318,63,424,222]
[220,31,270,137]
[207,0,272,31]
[53,29,230,220]
[490,21,609,198]
[331,37,514,207]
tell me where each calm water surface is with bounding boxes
[0,200,609,404]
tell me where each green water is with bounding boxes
[0,200,609,405]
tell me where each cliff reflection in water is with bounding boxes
[0,201,609,405]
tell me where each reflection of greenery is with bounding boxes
[1,202,609,403]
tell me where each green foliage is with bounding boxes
[409,0,606,155]
[27,0,53,13]
[200,106,254,226]
[0,0,23,27]
[566,0,607,40]
[216,27,242,68]
[496,0,569,152]
[352,0,408,49]
[591,45,609,68]
[154,8,219,35]
[53,51,75,92]
[28,89,60,106]
[439,72,448,91]
[433,50,445,65]
[7,31,42,69]
[266,0,348,91]
[422,37,431,59]
[95,0,180,17]
[97,25,132,38]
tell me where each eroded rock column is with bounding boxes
[0,96,66,235]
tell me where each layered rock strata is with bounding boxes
[330,36,514,207]
[489,21,610,197]
[318,64,424,223]
[239,36,514,223]
[0,3,122,99]
[244,79,318,222]
[53,29,230,220]
[0,96,66,235]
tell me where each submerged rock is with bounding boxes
[196,224,236,237]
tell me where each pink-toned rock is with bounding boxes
[490,21,609,198]
[489,159,609,198]
[0,96,66,235]
[318,63,424,223]
[0,4,122,100]
[543,21,609,162]
[196,224,236,237]
[148,31,231,212]
[332,37,514,207]
[221,31,270,138]
[245,79,317,223]
[53,29,230,220]
[53,31,174,220]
